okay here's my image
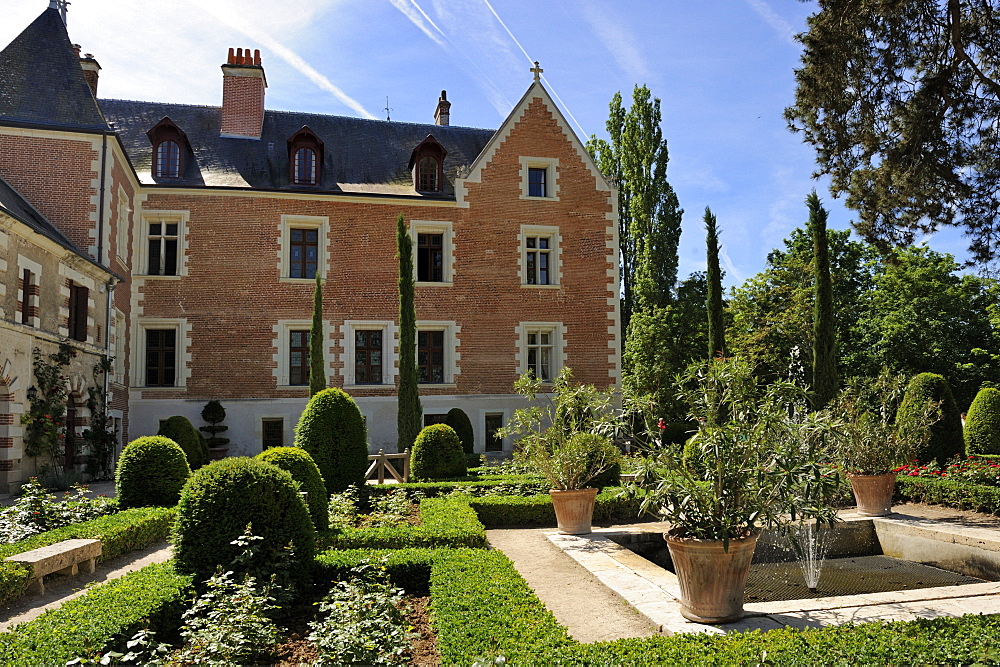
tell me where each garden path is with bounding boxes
[487,527,662,643]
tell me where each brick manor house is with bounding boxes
[0,4,620,491]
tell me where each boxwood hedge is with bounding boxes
[322,497,486,550]
[896,475,1000,515]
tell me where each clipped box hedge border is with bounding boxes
[896,475,1000,515]
[322,496,487,550]
[0,506,176,605]
[365,474,548,498]
[469,488,644,528]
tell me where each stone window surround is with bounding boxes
[339,320,398,388]
[516,321,566,384]
[417,320,460,387]
[272,319,330,389]
[17,255,42,328]
[277,214,330,283]
[519,224,561,288]
[518,156,560,201]
[410,220,455,286]
[136,210,189,279]
[134,317,190,388]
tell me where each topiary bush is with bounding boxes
[411,424,467,481]
[172,457,315,587]
[897,372,964,464]
[158,416,209,470]
[965,387,1000,456]
[444,408,475,455]
[293,388,369,496]
[115,436,190,509]
[255,447,328,531]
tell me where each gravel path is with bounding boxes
[487,527,660,643]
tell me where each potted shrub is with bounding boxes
[199,400,231,460]
[629,357,841,624]
[831,373,936,516]
[501,368,620,535]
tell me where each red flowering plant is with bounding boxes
[895,456,1000,487]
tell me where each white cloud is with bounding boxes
[744,0,798,46]
[578,1,652,82]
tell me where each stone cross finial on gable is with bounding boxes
[530,61,543,82]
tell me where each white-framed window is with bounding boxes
[517,322,565,383]
[410,220,454,285]
[278,215,329,282]
[520,225,560,287]
[138,211,188,278]
[273,319,328,388]
[416,320,460,386]
[519,157,559,201]
[135,318,189,388]
[111,309,126,384]
[340,320,396,387]
[115,191,131,262]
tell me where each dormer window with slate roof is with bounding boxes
[409,136,447,193]
[146,117,189,180]
[288,127,323,187]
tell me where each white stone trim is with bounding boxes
[257,415,290,452]
[518,156,560,201]
[133,317,191,388]
[278,214,330,282]
[479,408,511,453]
[271,319,330,388]
[115,189,131,263]
[606,184,622,386]
[57,264,96,344]
[515,321,566,383]
[416,320,461,385]
[137,210,190,277]
[0,229,7,312]
[338,320,397,387]
[519,224,561,287]
[17,255,42,329]
[111,309,126,385]
[410,219,455,285]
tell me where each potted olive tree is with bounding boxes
[501,368,621,535]
[830,373,936,516]
[629,357,841,624]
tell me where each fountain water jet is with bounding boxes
[788,521,833,591]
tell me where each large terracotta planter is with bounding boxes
[550,487,598,535]
[847,472,896,517]
[665,530,759,623]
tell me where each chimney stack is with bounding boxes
[221,47,267,139]
[78,48,101,97]
[434,90,450,126]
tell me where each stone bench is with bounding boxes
[5,538,102,595]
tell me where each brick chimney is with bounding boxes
[434,90,450,126]
[221,47,267,139]
[73,44,100,97]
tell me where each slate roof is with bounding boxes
[0,8,109,133]
[99,99,497,197]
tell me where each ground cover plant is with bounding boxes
[0,477,116,544]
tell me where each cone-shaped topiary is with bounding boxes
[965,387,1000,456]
[897,373,964,463]
[410,423,466,480]
[173,457,315,586]
[293,387,368,495]
[255,446,328,531]
[158,415,209,469]
[115,436,190,508]
[444,408,475,455]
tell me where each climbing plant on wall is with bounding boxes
[20,344,73,468]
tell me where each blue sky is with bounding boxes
[0,0,973,287]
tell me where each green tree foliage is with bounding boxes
[704,207,726,359]
[586,85,683,338]
[786,0,1000,266]
[965,387,1000,456]
[898,373,964,464]
[444,408,475,455]
[809,192,838,408]
[172,457,315,586]
[396,214,422,450]
[294,387,368,495]
[309,273,326,396]
[255,446,329,531]
[115,436,190,508]
[410,424,467,481]
[158,415,208,470]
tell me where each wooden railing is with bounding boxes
[365,448,410,484]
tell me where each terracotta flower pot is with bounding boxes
[550,487,598,535]
[847,471,896,517]
[665,530,759,623]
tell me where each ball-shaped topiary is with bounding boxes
[173,457,315,586]
[158,415,209,470]
[444,408,475,455]
[410,424,467,480]
[115,436,190,508]
[293,388,368,496]
[897,372,964,464]
[255,446,329,531]
[965,387,1000,456]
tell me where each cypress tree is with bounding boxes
[309,272,325,396]
[809,191,837,409]
[396,214,422,450]
[705,207,726,359]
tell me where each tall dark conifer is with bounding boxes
[396,214,422,450]
[308,272,325,396]
[705,207,726,359]
[808,192,838,408]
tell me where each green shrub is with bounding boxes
[660,420,695,446]
[965,387,1000,456]
[115,436,190,509]
[172,457,315,586]
[255,447,329,531]
[444,408,475,455]
[322,496,486,550]
[898,373,964,463]
[314,548,440,595]
[896,474,1000,515]
[158,416,208,469]
[469,489,643,528]
[410,424,466,481]
[294,388,369,495]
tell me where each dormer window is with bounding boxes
[146,117,189,180]
[409,135,447,193]
[287,127,323,187]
